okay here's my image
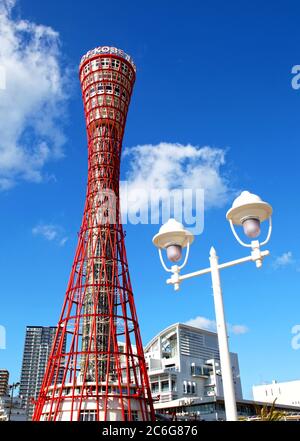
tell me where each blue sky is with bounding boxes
[0,0,300,400]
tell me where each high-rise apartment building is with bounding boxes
[19,326,66,420]
[0,370,9,396]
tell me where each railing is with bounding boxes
[159,393,178,403]
[148,366,179,373]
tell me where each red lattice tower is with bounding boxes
[33,46,154,421]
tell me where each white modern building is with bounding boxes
[253,380,300,407]
[144,323,300,421]
[144,323,243,420]
[0,395,26,421]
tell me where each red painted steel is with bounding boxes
[32,47,154,421]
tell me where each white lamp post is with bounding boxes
[152,191,273,422]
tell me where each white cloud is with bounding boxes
[273,251,294,269]
[185,315,248,335]
[59,236,68,247]
[32,223,68,246]
[32,224,58,241]
[230,324,249,335]
[121,143,232,222]
[0,0,69,189]
[185,316,216,331]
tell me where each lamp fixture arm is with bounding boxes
[158,248,173,273]
[260,216,272,247]
[178,241,190,270]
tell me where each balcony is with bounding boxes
[191,365,211,378]
[148,361,179,375]
[205,390,216,397]
[155,392,178,403]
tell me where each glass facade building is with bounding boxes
[19,326,66,420]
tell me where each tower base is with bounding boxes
[39,381,149,421]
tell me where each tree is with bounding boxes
[255,398,286,421]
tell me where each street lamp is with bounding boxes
[8,382,20,421]
[152,191,273,421]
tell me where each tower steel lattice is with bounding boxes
[32,46,154,421]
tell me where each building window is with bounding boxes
[183,381,187,394]
[124,410,139,421]
[101,108,107,118]
[191,365,200,376]
[97,83,104,94]
[111,59,120,70]
[79,410,97,421]
[171,380,177,392]
[101,58,110,69]
[151,382,159,393]
[131,410,138,421]
[122,62,128,75]
[161,381,169,392]
[165,364,175,370]
[191,364,210,377]
[192,382,196,394]
[91,59,100,71]
[106,83,113,94]
[187,382,191,394]
[43,412,56,421]
[112,71,118,81]
[113,97,119,108]
[203,367,211,376]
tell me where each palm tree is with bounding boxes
[255,398,286,421]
